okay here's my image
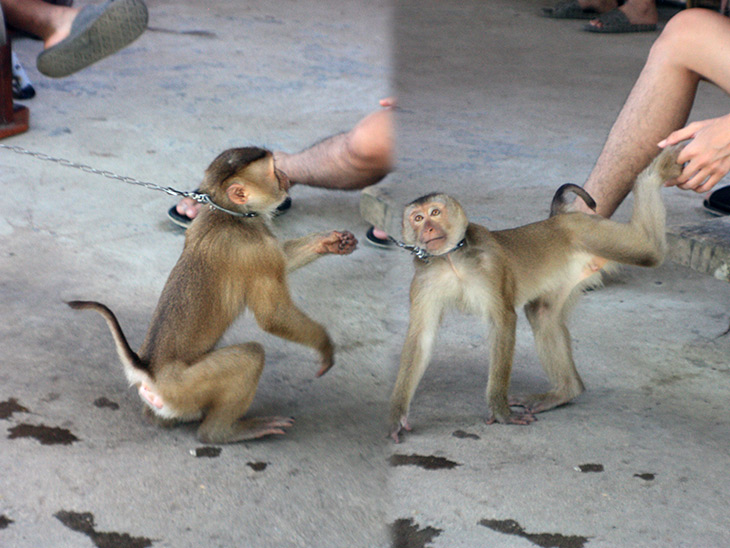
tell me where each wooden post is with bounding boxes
[0,8,30,139]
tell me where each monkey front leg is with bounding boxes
[249,280,335,376]
[283,230,358,272]
[485,307,536,425]
[388,301,441,443]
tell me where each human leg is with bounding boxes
[173,102,394,223]
[542,0,617,19]
[585,0,657,33]
[1,0,78,47]
[2,0,148,78]
[580,9,730,217]
[275,104,394,191]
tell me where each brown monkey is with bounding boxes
[389,146,682,442]
[68,147,358,443]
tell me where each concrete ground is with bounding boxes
[1,1,729,547]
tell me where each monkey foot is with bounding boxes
[213,417,294,443]
[486,409,537,426]
[234,416,295,441]
[509,393,576,414]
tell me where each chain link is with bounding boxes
[389,236,467,263]
[0,144,255,217]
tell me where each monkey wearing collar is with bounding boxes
[69,147,357,443]
[389,146,683,442]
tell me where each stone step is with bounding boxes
[666,217,730,282]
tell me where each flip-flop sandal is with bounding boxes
[167,195,293,229]
[583,9,657,33]
[37,0,148,78]
[541,0,599,19]
[365,226,392,249]
[703,185,730,216]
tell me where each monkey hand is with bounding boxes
[316,355,334,377]
[315,231,358,255]
[316,339,335,377]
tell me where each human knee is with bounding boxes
[346,109,394,173]
[651,9,721,63]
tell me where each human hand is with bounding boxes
[658,113,730,193]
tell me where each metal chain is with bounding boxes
[0,143,255,218]
[389,236,467,263]
[388,237,433,262]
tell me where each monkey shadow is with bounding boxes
[273,188,365,234]
[411,342,552,420]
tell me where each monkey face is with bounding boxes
[402,194,467,255]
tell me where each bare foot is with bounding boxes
[372,227,388,240]
[176,197,202,221]
[43,7,79,49]
[586,0,658,29]
[577,0,618,12]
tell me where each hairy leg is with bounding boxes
[580,9,730,217]
[276,103,394,190]
[175,102,394,220]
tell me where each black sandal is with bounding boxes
[365,226,392,248]
[167,194,292,229]
[703,185,730,216]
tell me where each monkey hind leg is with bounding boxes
[518,299,585,414]
[163,342,291,443]
[197,415,295,444]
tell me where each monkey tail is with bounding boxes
[647,144,684,183]
[66,300,151,376]
[550,184,597,217]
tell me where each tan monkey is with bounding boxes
[69,147,358,443]
[388,146,682,442]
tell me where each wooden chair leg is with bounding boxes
[0,9,30,139]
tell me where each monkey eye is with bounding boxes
[431,208,441,217]
[414,214,424,222]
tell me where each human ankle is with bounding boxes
[579,0,618,12]
[620,0,658,23]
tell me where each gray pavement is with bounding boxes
[1,1,729,547]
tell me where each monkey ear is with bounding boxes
[274,167,290,190]
[226,182,249,205]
